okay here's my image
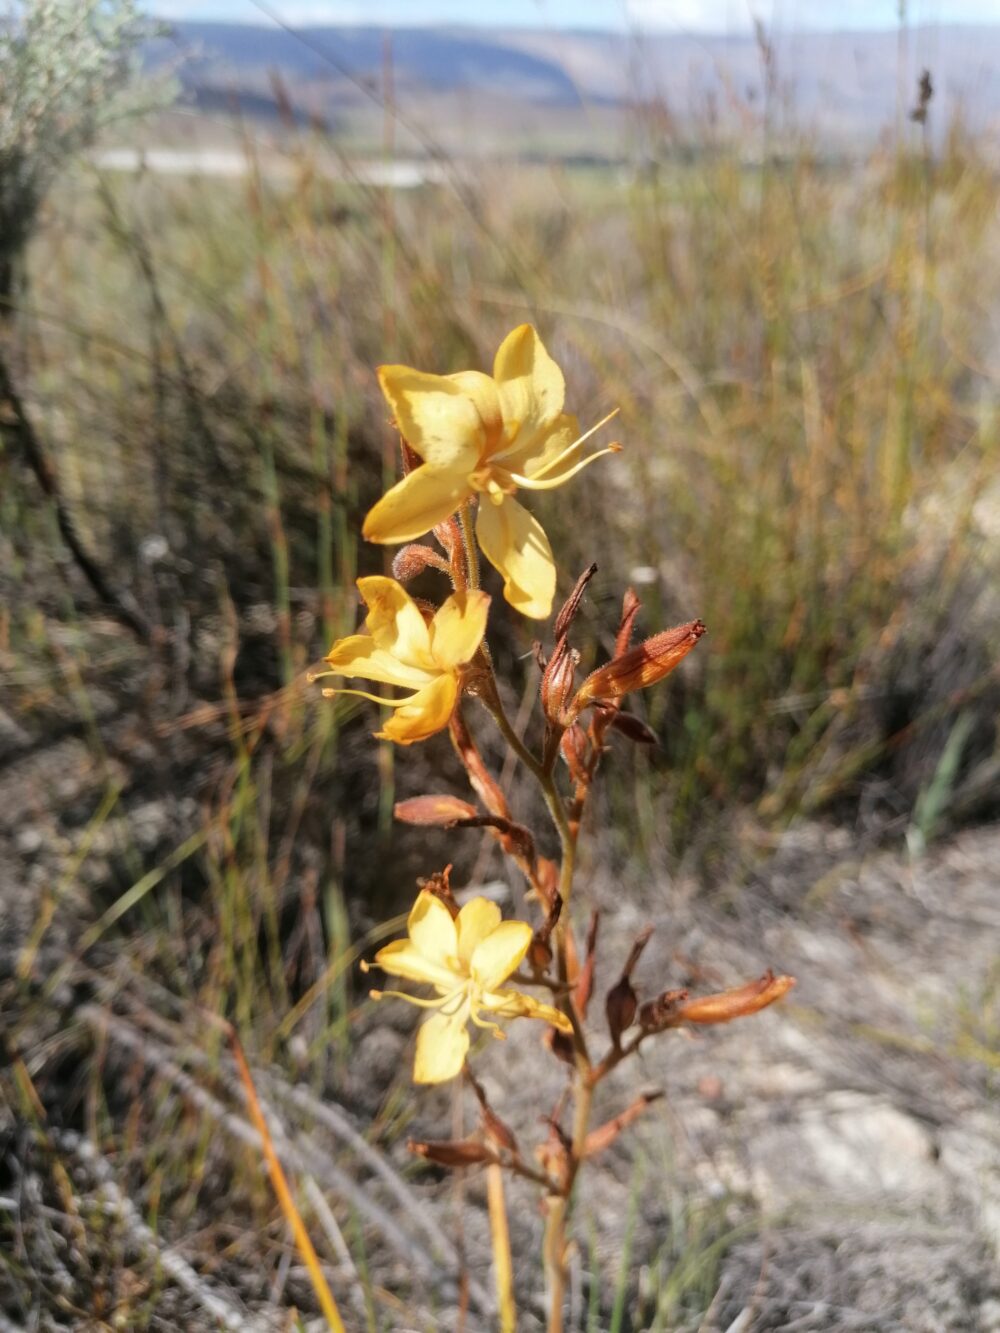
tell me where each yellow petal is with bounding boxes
[475,495,556,620]
[372,938,456,989]
[325,634,435,691]
[376,672,458,744]
[469,920,533,991]
[377,365,487,471]
[406,888,459,970]
[482,989,573,1033]
[357,576,433,669]
[455,897,502,966]
[363,464,473,546]
[429,589,490,670]
[448,369,504,449]
[517,412,581,479]
[491,325,565,456]
[413,1005,471,1084]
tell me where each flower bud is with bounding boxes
[554,563,597,640]
[559,724,589,781]
[394,795,478,826]
[409,1138,496,1168]
[615,586,641,657]
[570,619,706,718]
[541,639,579,727]
[392,543,450,581]
[673,970,795,1026]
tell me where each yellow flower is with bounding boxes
[364,324,619,620]
[369,889,573,1084]
[312,576,489,745]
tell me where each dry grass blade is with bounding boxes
[229,1032,347,1333]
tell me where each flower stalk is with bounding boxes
[311,324,796,1331]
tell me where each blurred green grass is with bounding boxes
[7,113,1000,867]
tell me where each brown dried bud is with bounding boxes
[615,586,642,658]
[466,1071,519,1153]
[545,1025,576,1068]
[529,893,563,971]
[449,708,510,820]
[559,724,589,782]
[417,865,458,916]
[570,620,707,718]
[409,1138,497,1168]
[674,971,796,1026]
[573,911,601,1018]
[392,543,451,581]
[554,563,598,640]
[608,710,658,746]
[605,976,637,1047]
[541,639,579,728]
[605,927,653,1046]
[395,795,478,826]
[536,1117,572,1194]
[638,988,689,1033]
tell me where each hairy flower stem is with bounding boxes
[458,499,480,590]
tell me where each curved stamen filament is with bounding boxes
[320,686,422,709]
[370,985,465,1011]
[469,1007,505,1037]
[508,442,622,492]
[522,408,620,481]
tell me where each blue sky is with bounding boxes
[153,0,1000,32]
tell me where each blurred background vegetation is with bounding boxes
[2,2,1000,1327]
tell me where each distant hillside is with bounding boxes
[149,20,1000,144]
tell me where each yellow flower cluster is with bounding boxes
[315,325,617,746]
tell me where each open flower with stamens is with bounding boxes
[311,576,489,745]
[368,889,573,1083]
[364,324,620,620]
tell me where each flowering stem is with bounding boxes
[458,499,480,590]
[542,1066,594,1333]
[487,1161,516,1333]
